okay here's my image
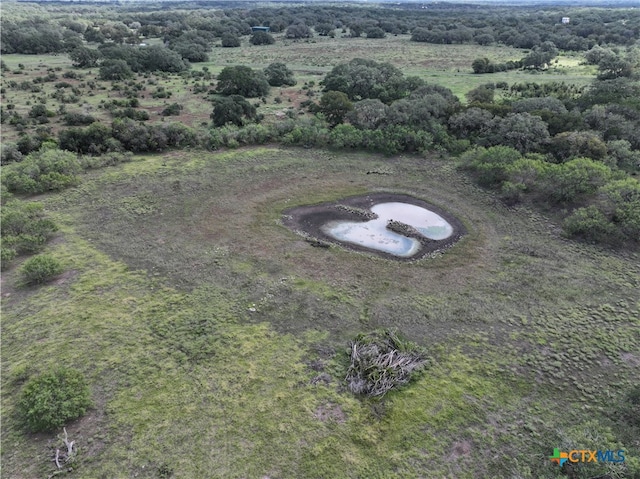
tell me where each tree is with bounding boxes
[315,24,335,36]
[522,42,558,69]
[99,59,133,81]
[347,99,390,130]
[1,200,57,261]
[606,140,640,172]
[349,23,364,38]
[68,47,101,68]
[286,24,313,39]
[460,146,523,187]
[599,178,640,241]
[319,91,353,127]
[475,33,495,46]
[58,122,112,155]
[171,42,208,63]
[250,31,275,45]
[365,27,386,39]
[221,33,241,48]
[216,66,270,98]
[466,84,495,104]
[448,107,494,140]
[136,46,188,73]
[472,58,492,74]
[488,113,551,153]
[321,58,408,103]
[264,62,296,87]
[596,51,633,80]
[19,368,91,432]
[549,131,607,162]
[511,97,567,115]
[211,95,257,127]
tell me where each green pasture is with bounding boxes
[2,147,638,478]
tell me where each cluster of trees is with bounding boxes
[461,147,639,245]
[473,41,559,74]
[5,3,638,57]
[309,56,638,246]
[472,58,522,74]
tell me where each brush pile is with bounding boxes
[345,329,430,397]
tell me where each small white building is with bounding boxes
[561,17,570,24]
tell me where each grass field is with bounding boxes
[2,146,638,478]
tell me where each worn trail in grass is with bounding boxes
[2,147,638,478]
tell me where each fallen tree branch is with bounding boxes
[345,329,431,397]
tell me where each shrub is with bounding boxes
[563,205,618,243]
[1,201,58,259]
[19,368,91,432]
[2,148,82,193]
[20,254,64,284]
[161,103,183,116]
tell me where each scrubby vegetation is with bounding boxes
[20,254,64,285]
[1,200,57,266]
[18,368,91,432]
[1,1,639,478]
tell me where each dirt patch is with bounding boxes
[282,192,466,261]
[448,439,473,460]
[313,402,346,423]
[53,269,78,286]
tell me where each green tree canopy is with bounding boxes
[321,58,410,103]
[263,62,296,87]
[216,66,270,98]
[319,91,353,127]
[211,95,257,127]
[250,31,275,45]
[99,59,133,81]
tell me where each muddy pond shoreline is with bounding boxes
[282,192,466,261]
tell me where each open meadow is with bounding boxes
[2,146,639,478]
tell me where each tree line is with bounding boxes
[3,3,639,56]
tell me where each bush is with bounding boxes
[1,201,58,260]
[563,205,618,243]
[19,368,91,432]
[20,254,64,284]
[2,147,82,193]
[161,103,183,116]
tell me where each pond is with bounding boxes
[282,193,464,261]
[322,202,453,257]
